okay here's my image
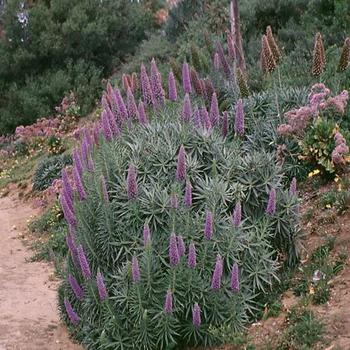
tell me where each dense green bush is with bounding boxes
[59,93,299,349]
[33,154,72,191]
[0,0,154,133]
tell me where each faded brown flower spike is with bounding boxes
[312,32,326,76]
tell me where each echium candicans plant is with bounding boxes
[59,73,301,350]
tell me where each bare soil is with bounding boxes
[0,193,81,350]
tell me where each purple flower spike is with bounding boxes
[62,186,74,214]
[150,58,165,106]
[73,149,83,176]
[211,255,223,290]
[97,271,108,301]
[107,107,120,137]
[168,69,177,102]
[126,88,138,119]
[230,262,240,292]
[132,255,141,283]
[60,194,76,228]
[289,177,297,196]
[177,235,186,257]
[170,193,178,209]
[101,175,109,202]
[232,202,242,227]
[234,99,245,136]
[169,232,180,266]
[192,303,201,328]
[66,233,78,261]
[176,145,187,182]
[204,211,214,240]
[222,111,229,137]
[92,123,101,145]
[86,154,95,172]
[101,110,113,141]
[188,242,197,268]
[216,41,232,78]
[77,245,92,280]
[115,88,128,122]
[127,164,138,200]
[68,274,84,301]
[143,223,151,246]
[138,101,149,125]
[62,169,73,201]
[182,93,192,122]
[164,289,173,314]
[101,94,110,111]
[73,165,87,201]
[266,187,277,216]
[81,138,89,167]
[182,62,192,94]
[184,181,192,207]
[140,63,154,106]
[209,92,220,126]
[200,107,212,131]
[64,297,79,325]
[193,108,202,128]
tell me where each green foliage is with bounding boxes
[60,102,300,349]
[279,308,323,350]
[32,153,72,191]
[0,0,154,133]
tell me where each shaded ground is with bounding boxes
[0,193,81,350]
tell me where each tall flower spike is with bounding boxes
[204,211,214,240]
[106,106,120,137]
[169,232,180,266]
[188,242,197,268]
[168,69,178,102]
[200,107,212,131]
[216,41,232,78]
[96,271,108,301]
[73,165,87,201]
[126,88,138,119]
[60,193,76,228]
[150,58,165,106]
[184,180,192,207]
[73,149,83,176]
[68,274,84,301]
[143,223,151,246]
[77,244,92,280]
[192,303,201,328]
[164,289,173,314]
[177,235,186,257]
[122,74,131,92]
[182,62,192,94]
[234,99,245,136]
[213,52,220,70]
[232,202,242,227]
[62,188,74,215]
[62,168,73,200]
[115,88,128,122]
[211,255,223,290]
[140,63,154,106]
[64,297,79,325]
[92,123,101,145]
[101,110,113,141]
[182,93,192,122]
[138,101,149,125]
[131,72,139,93]
[176,145,187,182]
[222,111,229,138]
[170,193,178,209]
[86,154,95,172]
[261,35,276,73]
[289,177,297,196]
[132,255,141,283]
[312,32,326,77]
[230,262,240,292]
[190,68,202,96]
[338,37,350,72]
[266,187,277,216]
[101,175,109,202]
[236,68,249,98]
[127,164,138,200]
[209,92,219,126]
[66,233,78,263]
[266,25,281,63]
[101,94,110,111]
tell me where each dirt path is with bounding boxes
[0,194,81,350]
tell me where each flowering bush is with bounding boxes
[277,84,350,175]
[58,59,299,349]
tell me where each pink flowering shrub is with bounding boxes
[278,84,350,175]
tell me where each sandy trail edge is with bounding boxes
[0,194,81,350]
